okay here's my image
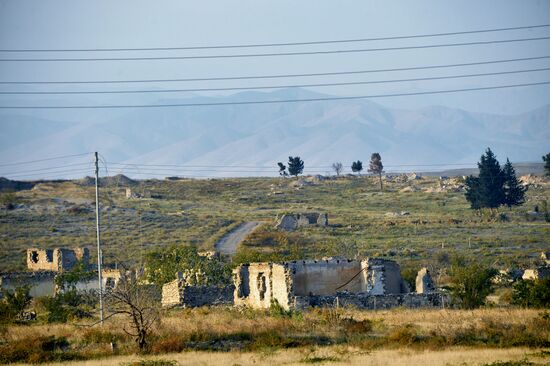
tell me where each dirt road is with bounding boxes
[214,221,260,256]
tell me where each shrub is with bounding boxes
[448,257,497,309]
[0,335,81,364]
[512,278,550,308]
[0,286,31,323]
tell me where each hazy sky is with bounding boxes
[1,0,550,115]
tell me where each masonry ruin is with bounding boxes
[27,247,90,272]
[232,258,434,310]
[275,212,329,231]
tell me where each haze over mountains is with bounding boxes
[1,88,548,179]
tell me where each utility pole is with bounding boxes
[94,152,104,325]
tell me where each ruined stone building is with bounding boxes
[161,272,233,308]
[232,258,441,310]
[27,247,89,272]
[276,212,328,231]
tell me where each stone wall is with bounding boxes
[276,213,329,231]
[27,247,89,272]
[294,292,446,310]
[0,272,56,297]
[162,278,233,308]
[233,258,409,310]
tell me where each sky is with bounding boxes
[0,0,550,117]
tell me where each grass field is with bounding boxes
[1,307,550,365]
[1,175,548,272]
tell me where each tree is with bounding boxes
[287,156,304,177]
[332,162,343,176]
[277,162,287,177]
[448,257,497,309]
[368,153,384,191]
[543,153,550,176]
[511,278,550,308]
[0,286,31,322]
[464,148,505,210]
[105,270,159,352]
[144,245,232,287]
[351,160,363,176]
[502,158,527,209]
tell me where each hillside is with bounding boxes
[1,174,548,272]
[1,89,548,179]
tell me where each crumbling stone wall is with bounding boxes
[523,266,550,280]
[276,213,328,231]
[27,247,89,272]
[234,258,409,310]
[415,267,435,294]
[162,276,233,308]
[0,272,56,297]
[294,292,446,310]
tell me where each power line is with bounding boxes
[2,55,548,85]
[3,168,93,179]
[2,24,549,52]
[2,36,549,62]
[2,67,548,95]
[0,152,92,167]
[0,162,93,176]
[1,80,549,109]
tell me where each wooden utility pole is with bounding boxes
[94,152,104,325]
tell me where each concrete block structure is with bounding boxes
[27,247,89,272]
[233,258,410,310]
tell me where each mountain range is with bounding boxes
[0,88,548,179]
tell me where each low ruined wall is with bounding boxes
[293,292,446,310]
[162,280,233,308]
[0,272,56,298]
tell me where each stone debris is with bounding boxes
[275,212,328,231]
[522,266,550,280]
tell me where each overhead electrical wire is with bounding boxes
[2,67,548,95]
[2,55,548,85]
[1,80,549,109]
[2,23,549,52]
[0,162,93,176]
[0,152,92,167]
[1,36,549,62]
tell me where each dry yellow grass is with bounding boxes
[7,347,549,366]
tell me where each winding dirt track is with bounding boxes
[214,221,260,256]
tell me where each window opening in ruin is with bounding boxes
[237,271,250,298]
[257,273,267,301]
[105,277,116,290]
[30,251,39,263]
[45,250,53,262]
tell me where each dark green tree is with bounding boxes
[543,153,550,176]
[464,148,505,210]
[351,160,363,175]
[367,153,384,191]
[448,257,497,309]
[502,158,527,209]
[464,175,482,209]
[287,156,304,177]
[277,162,287,176]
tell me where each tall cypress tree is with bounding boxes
[543,153,550,177]
[502,158,527,209]
[465,148,505,210]
[477,148,505,209]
